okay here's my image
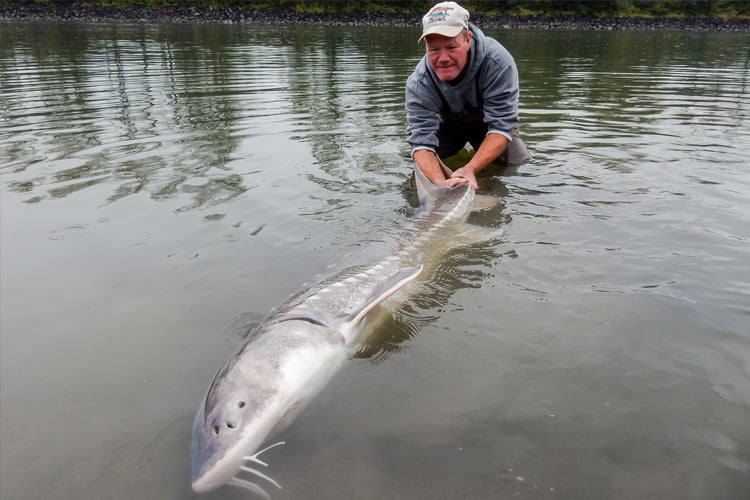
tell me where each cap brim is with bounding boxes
[418,25,465,43]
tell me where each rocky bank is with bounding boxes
[1,4,749,32]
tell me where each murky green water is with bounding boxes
[1,21,749,500]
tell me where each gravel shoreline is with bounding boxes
[2,4,749,32]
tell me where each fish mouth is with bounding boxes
[192,440,256,494]
[191,469,226,494]
[191,411,245,494]
[191,448,240,494]
[192,475,222,494]
[192,440,286,495]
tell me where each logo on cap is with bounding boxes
[426,5,454,25]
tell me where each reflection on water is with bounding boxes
[1,20,749,500]
[0,23,417,215]
[357,231,509,363]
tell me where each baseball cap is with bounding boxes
[418,2,470,43]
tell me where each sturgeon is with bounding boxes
[191,168,488,496]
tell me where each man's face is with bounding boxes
[425,31,472,82]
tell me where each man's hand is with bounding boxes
[413,150,449,184]
[455,133,510,190]
[450,165,478,190]
[440,176,471,188]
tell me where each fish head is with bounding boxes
[190,319,346,493]
[190,349,275,493]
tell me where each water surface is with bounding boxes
[1,21,749,500]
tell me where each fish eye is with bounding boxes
[236,400,246,409]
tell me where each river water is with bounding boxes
[1,21,749,500]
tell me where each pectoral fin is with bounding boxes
[345,265,423,333]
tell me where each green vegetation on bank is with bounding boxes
[6,0,750,19]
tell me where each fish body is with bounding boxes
[191,175,481,495]
[190,267,422,494]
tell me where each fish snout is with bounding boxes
[190,427,240,494]
[191,396,261,493]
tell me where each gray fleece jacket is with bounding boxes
[405,24,520,155]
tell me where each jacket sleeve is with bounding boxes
[405,69,444,155]
[480,54,520,141]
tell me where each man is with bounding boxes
[406,1,530,190]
